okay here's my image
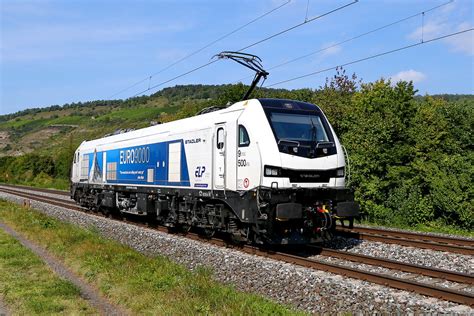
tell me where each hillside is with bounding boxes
[0,93,188,158]
[0,77,473,232]
[0,84,290,157]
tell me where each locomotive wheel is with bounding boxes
[177,223,192,233]
[230,232,247,245]
[200,227,215,239]
[100,207,110,217]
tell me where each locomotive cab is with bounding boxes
[233,98,359,244]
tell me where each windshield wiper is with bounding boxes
[310,117,317,144]
[316,141,335,148]
[278,139,300,147]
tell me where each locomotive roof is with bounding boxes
[77,99,250,151]
[258,98,322,113]
[77,98,324,152]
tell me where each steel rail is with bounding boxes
[339,226,473,247]
[0,183,69,196]
[0,186,473,307]
[336,228,474,256]
[243,248,474,307]
[307,246,473,285]
[0,188,80,210]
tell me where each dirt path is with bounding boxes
[0,222,125,315]
[0,298,9,316]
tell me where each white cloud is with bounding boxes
[390,69,426,84]
[408,20,473,56]
[407,0,473,57]
[320,41,342,57]
[408,21,449,41]
[444,22,474,56]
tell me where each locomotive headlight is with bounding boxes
[264,166,282,177]
[336,167,345,177]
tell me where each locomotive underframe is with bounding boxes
[71,182,359,244]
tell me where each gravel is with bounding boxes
[0,191,473,314]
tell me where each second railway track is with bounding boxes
[0,185,472,307]
[336,227,474,256]
[0,183,70,196]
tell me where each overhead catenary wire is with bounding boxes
[132,60,219,97]
[130,0,359,97]
[235,0,453,83]
[265,28,473,88]
[108,0,291,99]
[236,0,358,52]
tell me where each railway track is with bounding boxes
[0,185,473,307]
[0,183,69,197]
[3,183,471,255]
[307,246,473,285]
[336,227,474,256]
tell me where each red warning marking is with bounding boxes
[243,178,250,188]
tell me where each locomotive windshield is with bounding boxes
[269,112,329,143]
[259,98,336,158]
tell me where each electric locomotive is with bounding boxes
[70,52,359,244]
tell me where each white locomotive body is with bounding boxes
[71,98,359,244]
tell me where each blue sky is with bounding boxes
[1,0,473,115]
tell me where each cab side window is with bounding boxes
[239,125,250,147]
[216,128,225,150]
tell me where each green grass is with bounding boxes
[95,104,178,123]
[48,115,90,125]
[2,178,70,191]
[0,227,95,314]
[0,117,51,134]
[0,199,302,315]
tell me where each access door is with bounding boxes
[213,124,226,189]
[74,151,80,180]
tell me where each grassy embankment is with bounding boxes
[0,199,300,315]
[0,229,95,314]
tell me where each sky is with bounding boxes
[0,0,473,115]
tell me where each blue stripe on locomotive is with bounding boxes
[85,140,190,187]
